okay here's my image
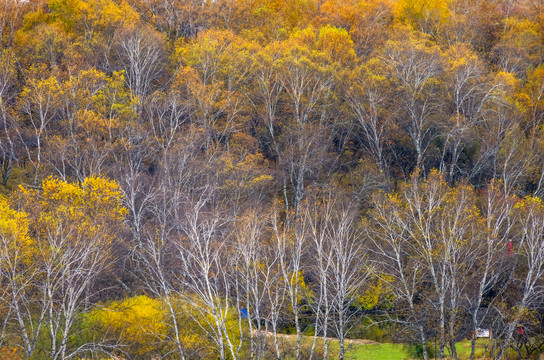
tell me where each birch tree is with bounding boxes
[497,195,544,359]
[383,31,444,170]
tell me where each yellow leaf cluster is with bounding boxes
[0,197,32,251]
[87,295,167,355]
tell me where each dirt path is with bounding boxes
[252,331,379,345]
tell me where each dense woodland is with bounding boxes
[3,0,544,359]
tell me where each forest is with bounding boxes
[1,0,544,359]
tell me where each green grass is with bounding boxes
[346,338,490,360]
[349,343,407,360]
[287,337,491,360]
[453,339,489,359]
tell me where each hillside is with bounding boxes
[1,0,544,359]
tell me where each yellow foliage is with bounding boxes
[445,42,480,73]
[0,197,36,292]
[13,176,126,255]
[47,0,139,37]
[358,274,393,310]
[87,296,167,355]
[18,75,62,114]
[176,29,258,86]
[393,0,451,35]
[288,26,317,48]
[91,70,139,124]
[80,176,128,219]
[393,0,451,22]
[316,25,356,65]
[516,65,544,120]
[501,18,540,48]
[86,294,239,358]
[0,197,33,253]
[495,71,519,89]
[220,152,273,196]
[76,110,114,139]
[281,0,318,30]
[61,69,108,110]
[514,194,544,211]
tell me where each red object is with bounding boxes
[517,325,524,335]
[506,241,513,256]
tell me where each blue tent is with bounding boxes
[240,308,248,319]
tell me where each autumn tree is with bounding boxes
[0,49,18,186]
[497,196,544,359]
[319,0,394,56]
[1,176,126,359]
[383,30,445,171]
[272,203,307,360]
[393,0,450,37]
[0,196,32,351]
[370,171,488,360]
[17,73,62,185]
[465,181,517,360]
[305,191,369,360]
[345,58,391,172]
[440,43,486,182]
[112,24,166,100]
[129,0,209,38]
